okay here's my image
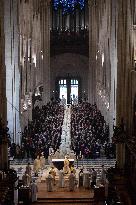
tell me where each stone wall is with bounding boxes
[116,0,135,131]
[0,0,8,169]
[18,0,42,130]
[88,0,136,167]
[40,0,51,104]
[50,53,89,99]
[3,0,51,141]
[88,0,117,140]
[88,0,136,137]
[18,0,51,131]
[0,0,6,121]
[4,0,21,143]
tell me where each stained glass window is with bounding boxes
[53,0,85,14]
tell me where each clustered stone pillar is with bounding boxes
[41,0,51,104]
[0,1,6,125]
[4,0,21,144]
[0,0,8,169]
[88,0,96,104]
[19,0,43,131]
[115,0,134,169]
[116,143,125,169]
[88,0,131,170]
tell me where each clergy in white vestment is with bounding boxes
[31,180,38,202]
[48,155,52,165]
[63,156,70,174]
[68,171,76,191]
[48,147,54,165]
[69,151,76,160]
[50,167,56,185]
[58,169,64,188]
[22,171,31,186]
[33,155,41,176]
[25,162,32,176]
[14,178,18,205]
[46,172,53,192]
[91,168,97,188]
[49,146,54,156]
[61,96,66,105]
[54,149,60,159]
[83,169,90,189]
[105,178,109,199]
[100,165,107,184]
[79,168,84,187]
[40,152,45,169]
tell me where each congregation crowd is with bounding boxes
[71,102,115,159]
[9,100,115,160]
[4,100,118,204]
[10,101,64,159]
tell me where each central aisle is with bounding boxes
[60,105,71,156]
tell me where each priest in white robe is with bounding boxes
[26,162,32,177]
[63,156,70,174]
[59,169,64,188]
[40,152,45,170]
[33,155,41,176]
[31,180,38,202]
[46,172,53,192]
[14,178,19,205]
[22,171,31,186]
[68,171,76,191]
[100,165,107,184]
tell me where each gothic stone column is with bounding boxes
[116,143,125,169]
[0,0,8,169]
[88,0,97,104]
[41,0,51,104]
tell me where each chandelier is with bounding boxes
[53,0,85,14]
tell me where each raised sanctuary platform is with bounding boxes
[37,181,94,203]
[52,159,74,170]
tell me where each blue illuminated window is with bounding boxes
[53,0,85,14]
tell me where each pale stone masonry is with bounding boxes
[3,0,51,142]
[4,0,21,143]
[0,0,6,120]
[0,0,136,170]
[88,0,136,168]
